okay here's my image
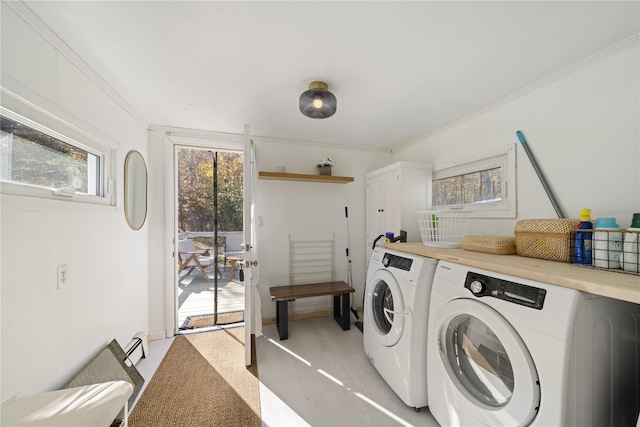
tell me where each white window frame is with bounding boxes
[432,143,516,218]
[0,97,114,206]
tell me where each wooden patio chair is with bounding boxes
[178,239,221,280]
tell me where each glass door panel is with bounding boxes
[175,147,244,331]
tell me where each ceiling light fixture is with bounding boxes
[299,81,337,119]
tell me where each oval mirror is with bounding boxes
[124,150,148,230]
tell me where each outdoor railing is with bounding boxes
[178,231,243,253]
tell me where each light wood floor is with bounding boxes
[136,317,439,426]
[257,317,439,426]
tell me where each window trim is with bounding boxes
[0,103,114,206]
[432,143,516,218]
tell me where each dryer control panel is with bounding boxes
[382,253,413,271]
[464,271,546,310]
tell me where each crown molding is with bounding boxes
[151,124,393,153]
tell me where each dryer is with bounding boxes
[427,260,640,426]
[363,247,437,409]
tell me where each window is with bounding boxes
[0,105,113,205]
[433,166,502,207]
[432,144,516,218]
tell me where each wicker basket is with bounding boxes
[462,235,517,255]
[417,210,471,248]
[514,219,579,262]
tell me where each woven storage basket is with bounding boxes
[514,219,579,262]
[461,235,517,255]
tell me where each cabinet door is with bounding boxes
[382,172,401,235]
[366,176,385,243]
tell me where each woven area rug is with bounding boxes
[180,311,244,329]
[129,328,260,426]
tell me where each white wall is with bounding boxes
[145,131,391,337]
[255,140,391,318]
[1,4,149,402]
[146,40,639,339]
[146,130,169,340]
[393,42,640,235]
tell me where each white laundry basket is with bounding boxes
[417,210,471,248]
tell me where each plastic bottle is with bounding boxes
[574,208,593,265]
[593,217,622,269]
[620,213,640,273]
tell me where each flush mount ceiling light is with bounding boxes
[299,81,337,119]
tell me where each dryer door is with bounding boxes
[435,299,540,426]
[365,269,406,347]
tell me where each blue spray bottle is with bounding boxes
[574,208,593,265]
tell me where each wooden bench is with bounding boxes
[269,281,355,340]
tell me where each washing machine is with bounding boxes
[363,247,438,409]
[427,260,640,427]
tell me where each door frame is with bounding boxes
[163,132,244,337]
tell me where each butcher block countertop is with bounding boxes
[384,242,640,304]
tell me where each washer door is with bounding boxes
[365,269,406,347]
[435,299,540,426]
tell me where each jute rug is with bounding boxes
[129,327,260,426]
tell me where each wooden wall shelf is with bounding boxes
[258,171,354,184]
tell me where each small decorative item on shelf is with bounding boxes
[317,157,333,176]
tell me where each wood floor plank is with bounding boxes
[257,317,439,426]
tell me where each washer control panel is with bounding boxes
[464,271,546,310]
[382,253,413,271]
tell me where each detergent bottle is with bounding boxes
[574,208,593,265]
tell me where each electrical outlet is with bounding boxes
[57,264,68,289]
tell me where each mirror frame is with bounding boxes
[124,150,148,230]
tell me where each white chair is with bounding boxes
[178,239,220,280]
[0,381,133,427]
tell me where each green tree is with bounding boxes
[177,149,243,235]
[217,152,244,231]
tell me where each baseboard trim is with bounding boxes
[292,310,332,321]
[262,308,336,326]
[148,330,168,341]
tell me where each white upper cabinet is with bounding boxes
[365,162,432,261]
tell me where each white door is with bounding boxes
[434,299,540,426]
[243,125,261,366]
[365,269,405,347]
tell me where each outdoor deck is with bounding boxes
[177,261,245,328]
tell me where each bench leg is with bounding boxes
[333,293,351,331]
[276,301,288,340]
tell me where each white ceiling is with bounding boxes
[22,1,640,150]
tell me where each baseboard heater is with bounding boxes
[123,332,148,367]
